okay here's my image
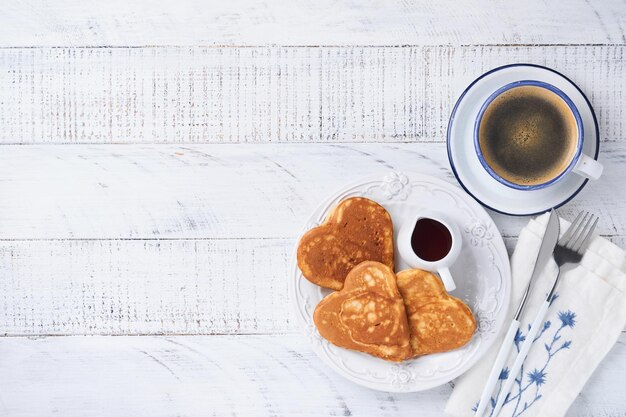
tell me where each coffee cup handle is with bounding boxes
[438,267,456,292]
[573,154,603,180]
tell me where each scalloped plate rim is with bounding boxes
[289,171,511,392]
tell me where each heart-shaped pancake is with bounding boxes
[297,197,394,290]
[396,269,476,357]
[313,261,412,362]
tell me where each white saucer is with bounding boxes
[447,64,600,216]
[290,172,511,392]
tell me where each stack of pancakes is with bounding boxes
[297,197,476,362]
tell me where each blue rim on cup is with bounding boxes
[473,80,584,191]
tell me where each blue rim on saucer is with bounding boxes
[473,80,584,191]
[446,63,600,216]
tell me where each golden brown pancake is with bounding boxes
[396,269,476,357]
[313,261,412,362]
[297,197,394,290]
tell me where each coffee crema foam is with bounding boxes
[478,85,578,186]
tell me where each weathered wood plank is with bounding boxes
[0,334,624,417]
[0,143,623,242]
[0,46,623,144]
[1,0,625,47]
[1,236,624,336]
[0,238,292,336]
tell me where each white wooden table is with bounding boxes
[1,1,625,416]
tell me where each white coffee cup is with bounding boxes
[474,80,603,190]
[397,211,461,292]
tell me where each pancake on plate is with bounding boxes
[313,261,412,362]
[297,197,394,290]
[396,269,476,357]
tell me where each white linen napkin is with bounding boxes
[446,213,626,417]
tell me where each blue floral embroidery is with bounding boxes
[558,311,576,328]
[471,295,576,417]
[527,369,546,386]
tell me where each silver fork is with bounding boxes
[545,211,599,301]
[491,211,598,417]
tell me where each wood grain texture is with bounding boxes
[1,0,625,47]
[0,238,292,336]
[1,143,623,336]
[2,236,625,336]
[0,143,623,242]
[0,334,624,417]
[1,46,624,144]
[0,4,624,414]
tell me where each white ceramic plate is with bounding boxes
[447,64,599,216]
[290,171,511,392]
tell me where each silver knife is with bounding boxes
[511,209,560,321]
[490,210,563,417]
[474,209,560,417]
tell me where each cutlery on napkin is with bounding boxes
[473,210,560,417]
[445,212,626,417]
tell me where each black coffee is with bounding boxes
[478,85,578,186]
